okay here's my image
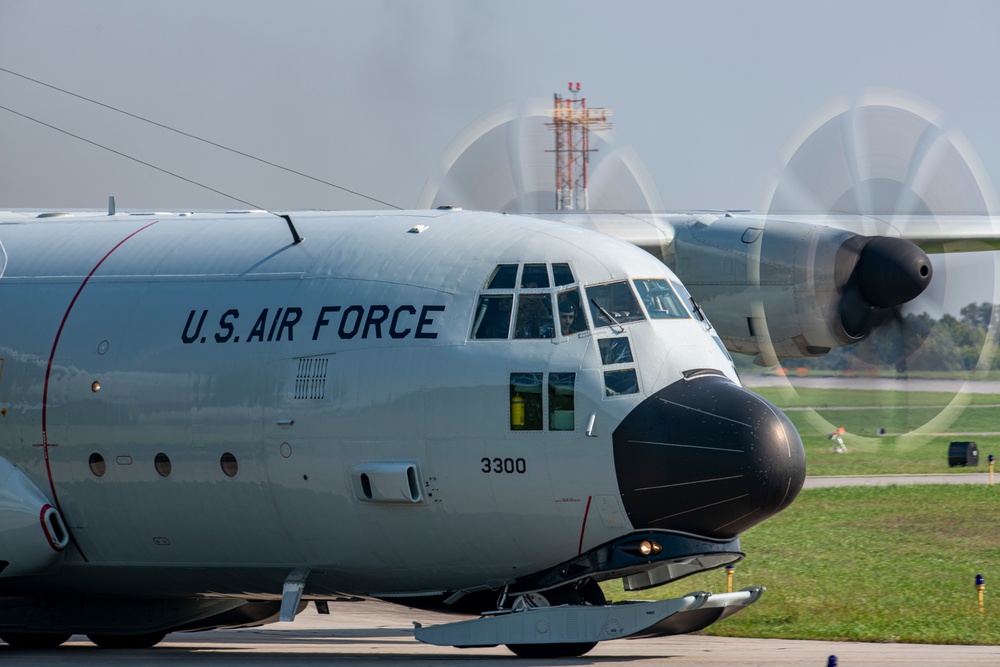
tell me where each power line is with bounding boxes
[0,66,402,210]
[0,103,264,211]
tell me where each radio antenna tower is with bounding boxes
[547,82,612,210]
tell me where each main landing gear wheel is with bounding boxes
[504,580,605,659]
[86,631,166,649]
[0,632,72,648]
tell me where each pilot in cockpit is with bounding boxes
[559,300,577,336]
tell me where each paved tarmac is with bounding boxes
[2,602,996,666]
[804,472,993,488]
[742,375,1000,394]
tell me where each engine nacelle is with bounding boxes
[0,456,69,577]
[542,212,932,363]
[670,215,932,363]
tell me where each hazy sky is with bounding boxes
[1,0,999,315]
[1,0,997,214]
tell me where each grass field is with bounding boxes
[750,387,1000,476]
[603,485,1000,644]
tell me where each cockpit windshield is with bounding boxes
[584,281,645,330]
[633,279,689,319]
[474,265,689,340]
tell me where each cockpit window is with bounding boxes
[487,264,518,290]
[585,281,645,329]
[514,294,555,339]
[521,263,550,288]
[471,295,513,339]
[548,373,575,430]
[633,279,689,319]
[556,288,587,336]
[604,368,639,396]
[552,263,575,286]
[510,373,543,430]
[598,338,634,364]
[671,280,707,323]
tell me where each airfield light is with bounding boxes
[976,574,985,614]
[990,455,995,485]
[726,564,734,593]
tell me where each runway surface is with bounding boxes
[804,472,992,488]
[742,375,1000,394]
[2,602,997,666]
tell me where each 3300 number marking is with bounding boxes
[481,457,527,474]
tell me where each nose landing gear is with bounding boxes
[503,580,605,658]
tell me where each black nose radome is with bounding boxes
[613,374,805,539]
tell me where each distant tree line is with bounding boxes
[737,302,998,372]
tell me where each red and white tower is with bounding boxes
[547,83,612,210]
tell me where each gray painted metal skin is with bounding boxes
[0,208,802,646]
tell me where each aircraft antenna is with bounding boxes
[546,83,612,210]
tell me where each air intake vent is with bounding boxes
[294,357,329,399]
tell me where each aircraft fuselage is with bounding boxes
[0,208,804,635]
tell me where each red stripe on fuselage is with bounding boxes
[41,221,159,561]
[577,495,593,556]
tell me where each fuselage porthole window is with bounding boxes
[89,452,106,478]
[220,452,239,478]
[154,452,172,478]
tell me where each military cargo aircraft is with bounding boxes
[0,206,807,656]
[0,84,994,657]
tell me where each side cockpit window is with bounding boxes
[548,372,575,430]
[510,371,576,431]
[557,288,586,336]
[510,372,543,430]
[472,295,513,339]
